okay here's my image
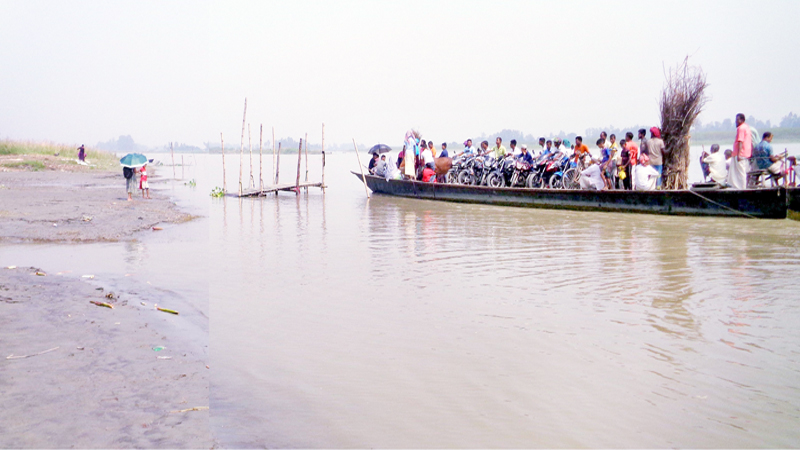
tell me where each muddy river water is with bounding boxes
[4,150,800,447]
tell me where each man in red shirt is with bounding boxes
[726,113,752,189]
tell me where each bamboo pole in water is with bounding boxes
[181,154,184,180]
[304,132,309,192]
[259,125,264,191]
[170,142,175,179]
[321,123,326,191]
[248,123,254,189]
[221,132,226,193]
[295,139,303,193]
[272,127,276,185]
[239,98,247,196]
[353,138,370,199]
[275,142,281,195]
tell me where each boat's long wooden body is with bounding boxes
[353,172,794,219]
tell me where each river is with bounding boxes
[4,147,800,447]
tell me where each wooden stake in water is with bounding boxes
[170,142,175,179]
[321,123,326,191]
[221,132,226,193]
[259,124,264,191]
[239,98,247,196]
[353,138,370,199]
[304,132,309,192]
[248,123,254,189]
[275,142,281,194]
[272,127,276,185]
[295,139,303,194]
[181,154,184,180]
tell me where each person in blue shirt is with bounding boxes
[753,132,784,180]
[439,142,449,158]
[516,144,534,164]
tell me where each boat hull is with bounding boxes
[354,172,790,219]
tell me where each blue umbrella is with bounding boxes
[119,153,148,168]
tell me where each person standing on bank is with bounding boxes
[77,145,86,162]
[727,113,752,189]
[123,166,136,201]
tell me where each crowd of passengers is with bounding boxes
[368,116,793,190]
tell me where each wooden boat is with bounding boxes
[353,171,797,219]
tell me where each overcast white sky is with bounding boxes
[1,0,799,148]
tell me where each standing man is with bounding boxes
[77,144,86,162]
[571,136,590,165]
[648,127,665,187]
[638,129,649,158]
[599,131,609,149]
[428,140,437,158]
[624,132,639,190]
[726,113,752,189]
[509,139,519,156]
[439,142,449,158]
[491,137,507,159]
[537,137,546,157]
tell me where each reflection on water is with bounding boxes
[208,153,800,448]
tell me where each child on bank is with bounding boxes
[139,164,151,199]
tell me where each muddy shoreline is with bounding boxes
[0,170,193,243]
[0,167,211,448]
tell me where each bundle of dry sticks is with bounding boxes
[660,58,708,190]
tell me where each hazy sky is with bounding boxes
[2,0,799,148]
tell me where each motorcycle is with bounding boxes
[486,156,516,188]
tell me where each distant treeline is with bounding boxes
[96,111,800,155]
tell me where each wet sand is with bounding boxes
[0,170,193,243]
[0,266,210,448]
[0,166,210,447]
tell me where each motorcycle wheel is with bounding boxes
[526,173,541,188]
[487,172,504,188]
[510,172,519,188]
[549,174,563,189]
[457,170,474,185]
[446,169,458,184]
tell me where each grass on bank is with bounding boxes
[0,139,118,170]
[2,160,46,171]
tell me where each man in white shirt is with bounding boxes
[702,144,727,184]
[421,145,435,170]
[634,154,660,190]
[579,163,605,190]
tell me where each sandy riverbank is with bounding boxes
[0,266,211,448]
[0,169,193,243]
[0,161,211,447]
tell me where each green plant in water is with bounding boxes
[210,186,225,197]
[185,179,197,187]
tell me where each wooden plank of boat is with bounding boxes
[353,171,788,219]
